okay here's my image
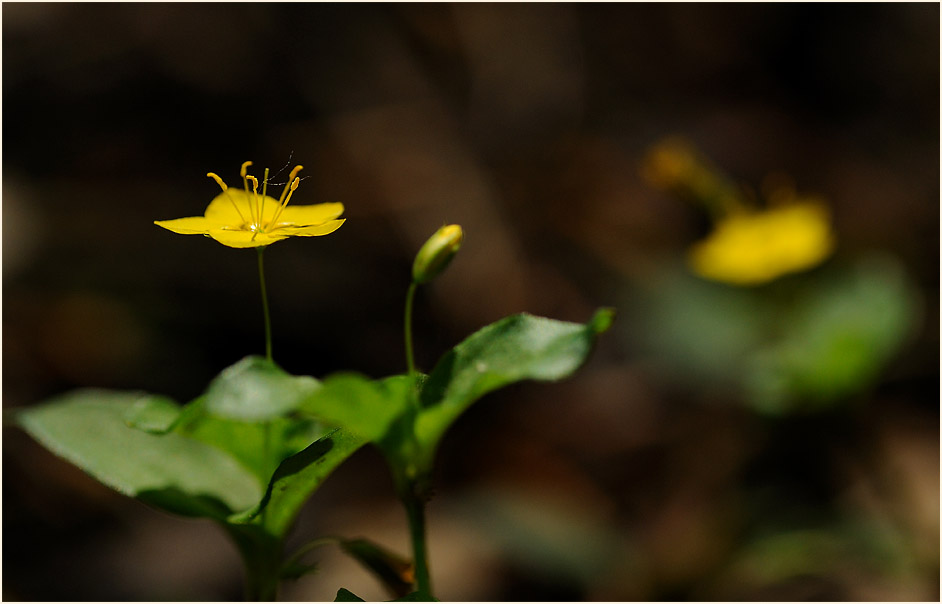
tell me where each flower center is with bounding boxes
[207,161,304,238]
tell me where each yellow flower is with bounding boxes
[688,200,835,286]
[155,161,345,248]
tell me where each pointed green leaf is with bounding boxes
[204,356,321,421]
[14,390,261,517]
[414,309,614,464]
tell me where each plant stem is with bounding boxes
[404,494,433,598]
[257,247,273,362]
[229,525,283,602]
[401,280,434,598]
[404,281,418,377]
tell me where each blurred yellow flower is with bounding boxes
[155,161,345,248]
[688,200,835,286]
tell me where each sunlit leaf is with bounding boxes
[414,309,614,465]
[14,390,261,517]
[297,373,414,443]
[203,356,321,421]
[176,404,329,487]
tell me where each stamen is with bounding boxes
[246,175,262,240]
[207,172,248,224]
[241,161,259,228]
[278,165,303,205]
[270,176,300,226]
[206,172,228,191]
[246,175,261,228]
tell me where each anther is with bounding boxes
[208,171,247,224]
[278,165,304,205]
[270,176,302,226]
[240,161,253,178]
[207,172,228,191]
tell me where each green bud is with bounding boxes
[412,224,463,284]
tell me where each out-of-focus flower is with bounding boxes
[155,162,345,248]
[643,137,836,286]
[641,137,743,215]
[687,199,835,286]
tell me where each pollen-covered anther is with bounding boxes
[207,172,228,191]
[240,161,253,178]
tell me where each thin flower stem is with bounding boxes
[257,247,273,362]
[404,281,418,378]
[401,280,434,599]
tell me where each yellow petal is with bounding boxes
[206,229,289,248]
[279,219,346,237]
[276,203,345,226]
[688,202,834,286]
[154,216,219,234]
[204,190,282,226]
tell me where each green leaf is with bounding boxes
[414,309,614,463]
[335,588,366,602]
[175,403,329,487]
[204,356,321,421]
[745,255,920,414]
[124,392,212,436]
[14,390,261,517]
[229,427,366,537]
[123,394,183,432]
[297,373,415,443]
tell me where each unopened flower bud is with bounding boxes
[412,224,463,284]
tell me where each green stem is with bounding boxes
[404,281,418,377]
[401,281,434,598]
[228,525,283,602]
[257,247,273,362]
[404,494,433,598]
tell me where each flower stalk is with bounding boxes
[404,282,418,378]
[396,224,463,600]
[257,247,273,362]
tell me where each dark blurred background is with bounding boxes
[3,3,938,601]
